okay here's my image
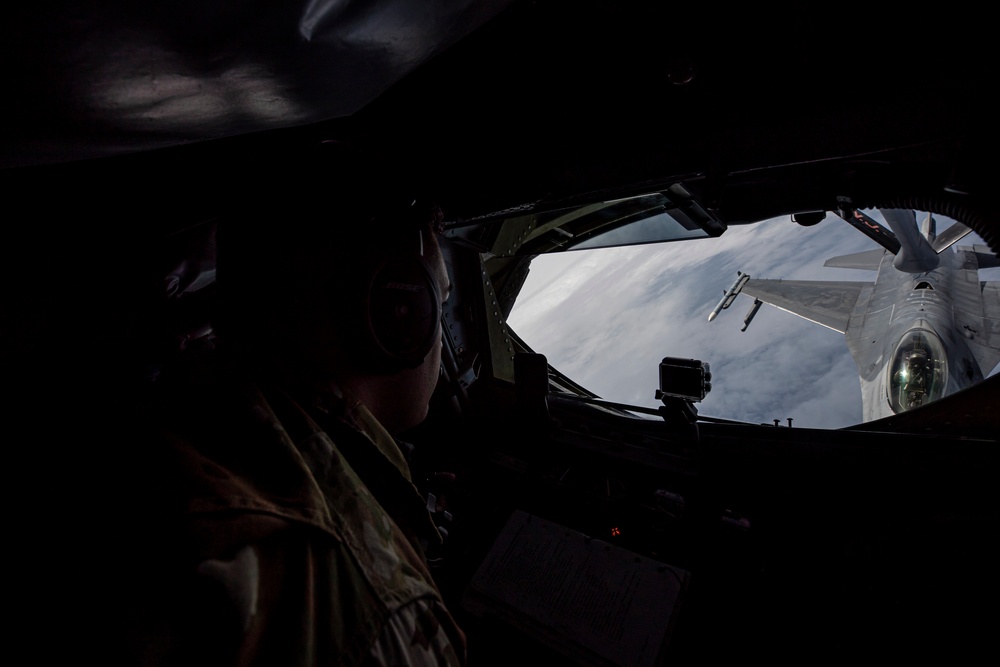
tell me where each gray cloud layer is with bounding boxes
[508,214,998,429]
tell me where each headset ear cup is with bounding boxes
[362,256,441,370]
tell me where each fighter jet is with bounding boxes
[711,207,1000,422]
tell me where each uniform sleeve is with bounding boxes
[126,519,465,667]
[126,521,378,667]
[366,597,467,667]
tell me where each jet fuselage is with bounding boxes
[849,248,985,421]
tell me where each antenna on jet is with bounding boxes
[921,212,937,245]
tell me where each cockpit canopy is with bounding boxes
[888,328,948,413]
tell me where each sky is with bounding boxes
[506,212,1000,429]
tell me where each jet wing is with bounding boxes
[823,249,886,270]
[980,281,1000,321]
[741,279,870,334]
[968,280,1000,374]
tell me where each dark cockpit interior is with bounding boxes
[5,2,998,664]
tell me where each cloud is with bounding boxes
[508,212,998,429]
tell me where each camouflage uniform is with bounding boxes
[125,376,466,666]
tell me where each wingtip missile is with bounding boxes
[708,271,750,322]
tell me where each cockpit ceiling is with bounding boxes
[1,1,513,169]
[2,3,995,229]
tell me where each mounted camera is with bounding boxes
[655,357,711,429]
[655,357,712,403]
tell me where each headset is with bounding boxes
[353,227,443,373]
